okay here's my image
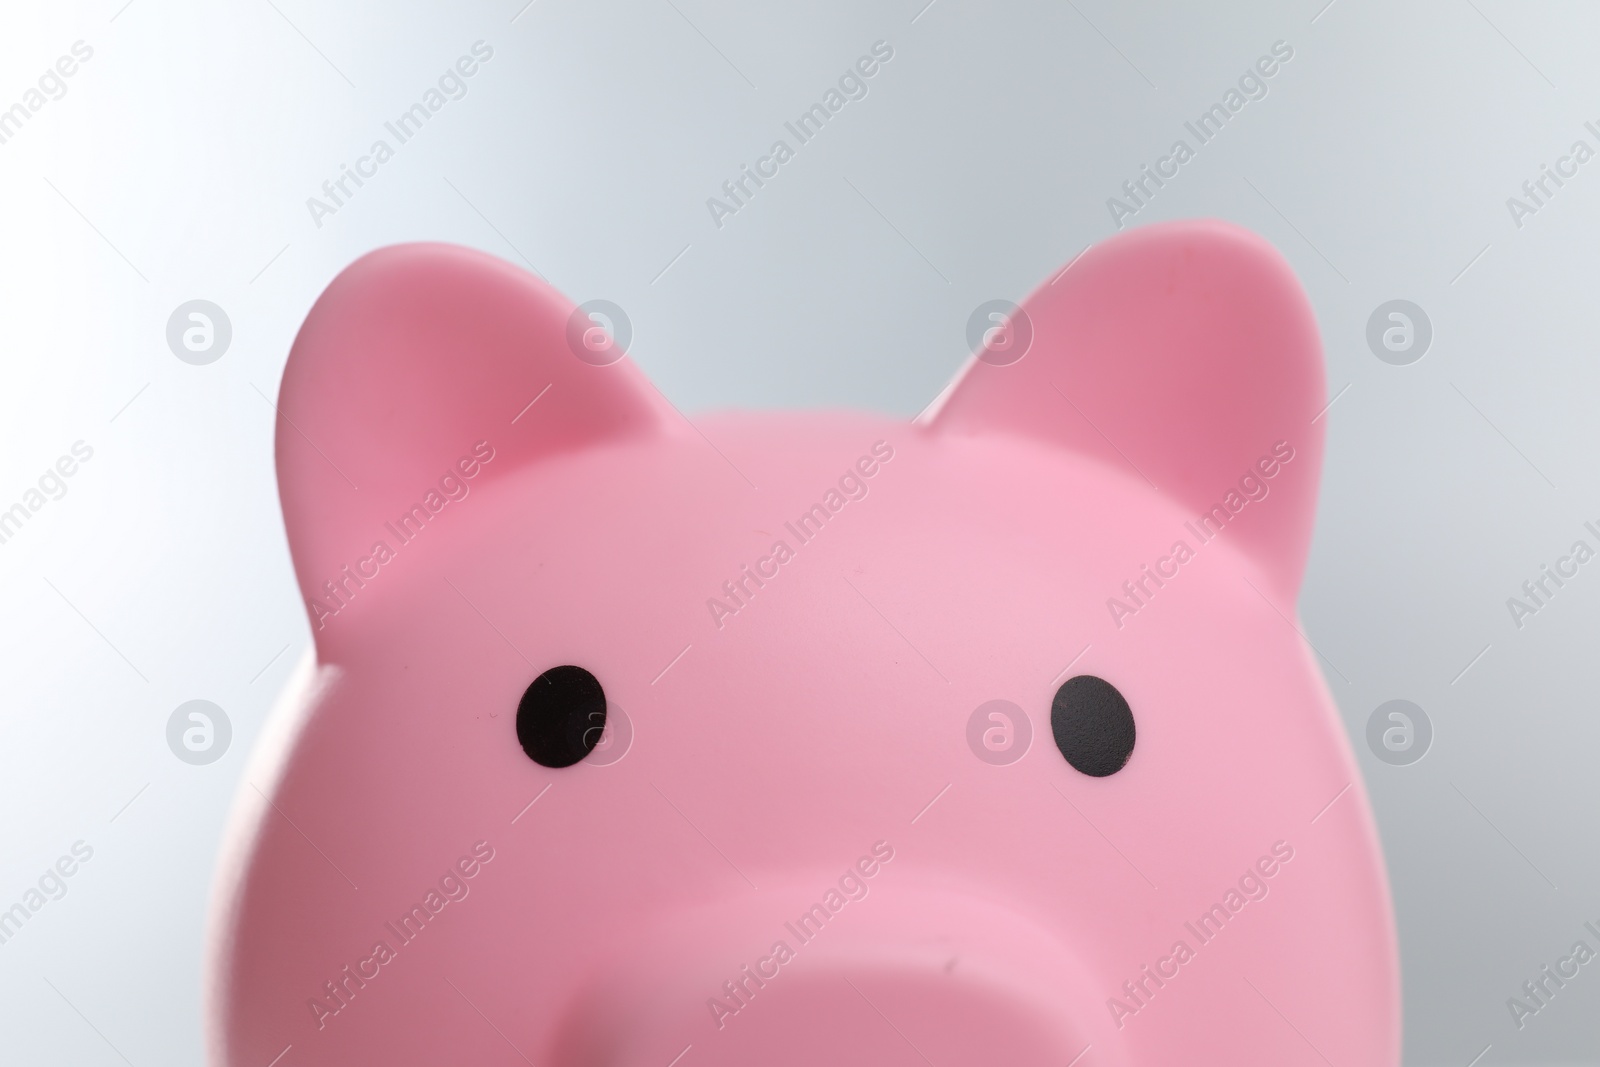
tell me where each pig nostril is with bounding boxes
[1051,675,1136,776]
[516,665,607,768]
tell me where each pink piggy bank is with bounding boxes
[208,219,1398,1066]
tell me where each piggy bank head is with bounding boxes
[208,220,1398,1066]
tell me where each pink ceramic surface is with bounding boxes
[208,219,1399,1066]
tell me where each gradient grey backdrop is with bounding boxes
[1,0,1596,1063]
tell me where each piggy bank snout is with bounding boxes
[553,886,1114,1067]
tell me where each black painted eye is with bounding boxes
[516,665,606,768]
[1051,675,1135,777]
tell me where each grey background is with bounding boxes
[0,0,1595,1063]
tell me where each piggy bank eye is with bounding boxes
[517,665,607,768]
[1051,675,1135,777]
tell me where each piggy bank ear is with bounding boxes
[925,219,1325,607]
[274,243,676,653]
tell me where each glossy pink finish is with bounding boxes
[209,220,1399,1066]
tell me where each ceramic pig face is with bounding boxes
[208,220,1398,1066]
